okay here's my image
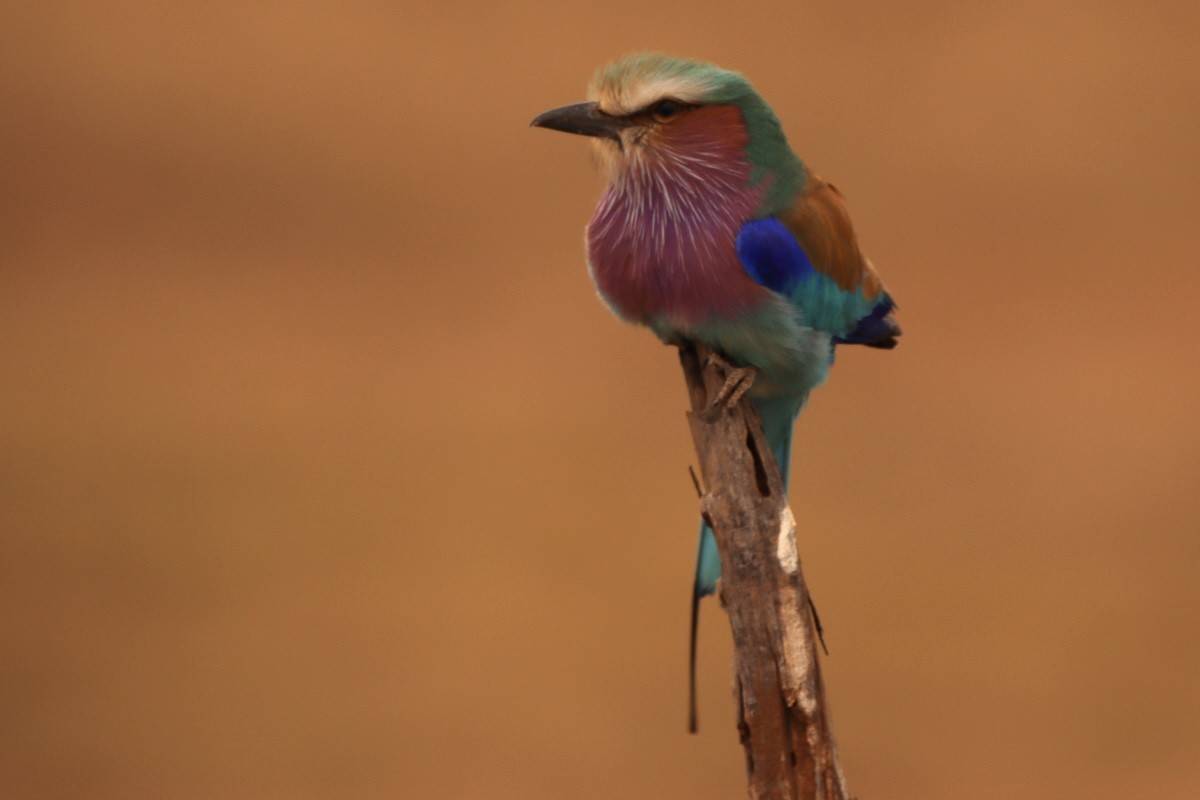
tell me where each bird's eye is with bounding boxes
[650,99,688,120]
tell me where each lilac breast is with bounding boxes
[585,109,771,328]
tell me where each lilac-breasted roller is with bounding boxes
[532,53,900,732]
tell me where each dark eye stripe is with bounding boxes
[652,99,687,118]
[618,98,696,122]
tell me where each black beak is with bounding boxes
[531,101,626,142]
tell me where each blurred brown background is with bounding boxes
[3,1,1198,798]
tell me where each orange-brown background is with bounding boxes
[3,2,1198,798]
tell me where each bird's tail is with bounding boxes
[688,392,805,732]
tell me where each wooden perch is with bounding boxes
[678,341,849,800]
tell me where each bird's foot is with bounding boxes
[705,351,758,410]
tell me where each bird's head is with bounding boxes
[532,53,804,210]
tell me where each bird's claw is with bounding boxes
[705,351,758,410]
[716,367,756,408]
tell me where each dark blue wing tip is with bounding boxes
[835,296,901,348]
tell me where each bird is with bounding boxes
[531,53,900,733]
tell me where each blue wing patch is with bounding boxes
[735,217,814,295]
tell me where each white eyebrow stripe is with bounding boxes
[594,75,712,116]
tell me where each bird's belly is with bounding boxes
[588,246,831,396]
[676,294,833,397]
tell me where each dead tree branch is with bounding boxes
[678,341,849,800]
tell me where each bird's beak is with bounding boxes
[531,101,626,142]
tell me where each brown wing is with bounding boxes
[778,175,884,300]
